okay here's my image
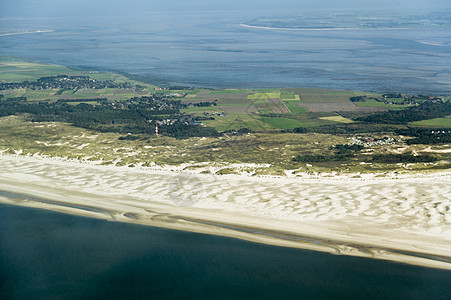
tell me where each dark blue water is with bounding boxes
[1,11,451,94]
[1,204,450,299]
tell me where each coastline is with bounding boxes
[239,23,355,31]
[239,24,412,31]
[0,154,450,270]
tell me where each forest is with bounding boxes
[0,96,219,139]
[356,101,451,124]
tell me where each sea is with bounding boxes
[1,203,450,299]
[0,10,451,94]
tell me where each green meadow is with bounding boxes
[410,116,451,127]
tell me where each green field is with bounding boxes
[284,101,307,114]
[247,92,280,100]
[410,116,451,127]
[210,90,249,94]
[180,106,221,113]
[216,98,251,106]
[282,88,383,105]
[202,113,275,131]
[0,56,79,82]
[280,91,301,101]
[356,99,389,107]
[299,94,352,103]
[355,99,413,110]
[201,111,307,132]
[260,116,306,129]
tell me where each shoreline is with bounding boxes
[0,154,450,270]
[239,23,413,31]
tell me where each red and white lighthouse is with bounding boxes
[155,123,159,136]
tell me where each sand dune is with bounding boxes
[0,154,450,270]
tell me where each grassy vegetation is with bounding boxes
[300,94,351,103]
[284,88,368,103]
[180,106,221,114]
[280,91,300,101]
[410,116,451,127]
[247,92,280,100]
[0,56,79,82]
[356,99,413,109]
[202,114,275,132]
[260,116,305,129]
[1,115,448,175]
[284,101,307,114]
[210,90,249,94]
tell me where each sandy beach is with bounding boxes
[0,154,450,270]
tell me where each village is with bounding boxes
[349,136,396,147]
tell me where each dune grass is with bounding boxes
[1,115,448,175]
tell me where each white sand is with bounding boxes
[0,154,450,270]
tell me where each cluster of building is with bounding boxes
[203,112,228,117]
[349,136,395,147]
[0,75,132,90]
[149,119,177,126]
[431,130,451,134]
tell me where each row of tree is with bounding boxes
[356,101,451,124]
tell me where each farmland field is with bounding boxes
[284,101,307,114]
[247,92,280,100]
[260,116,306,129]
[280,90,300,101]
[210,90,250,95]
[410,117,451,127]
[319,116,355,123]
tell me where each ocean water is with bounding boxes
[1,11,451,94]
[1,203,450,299]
